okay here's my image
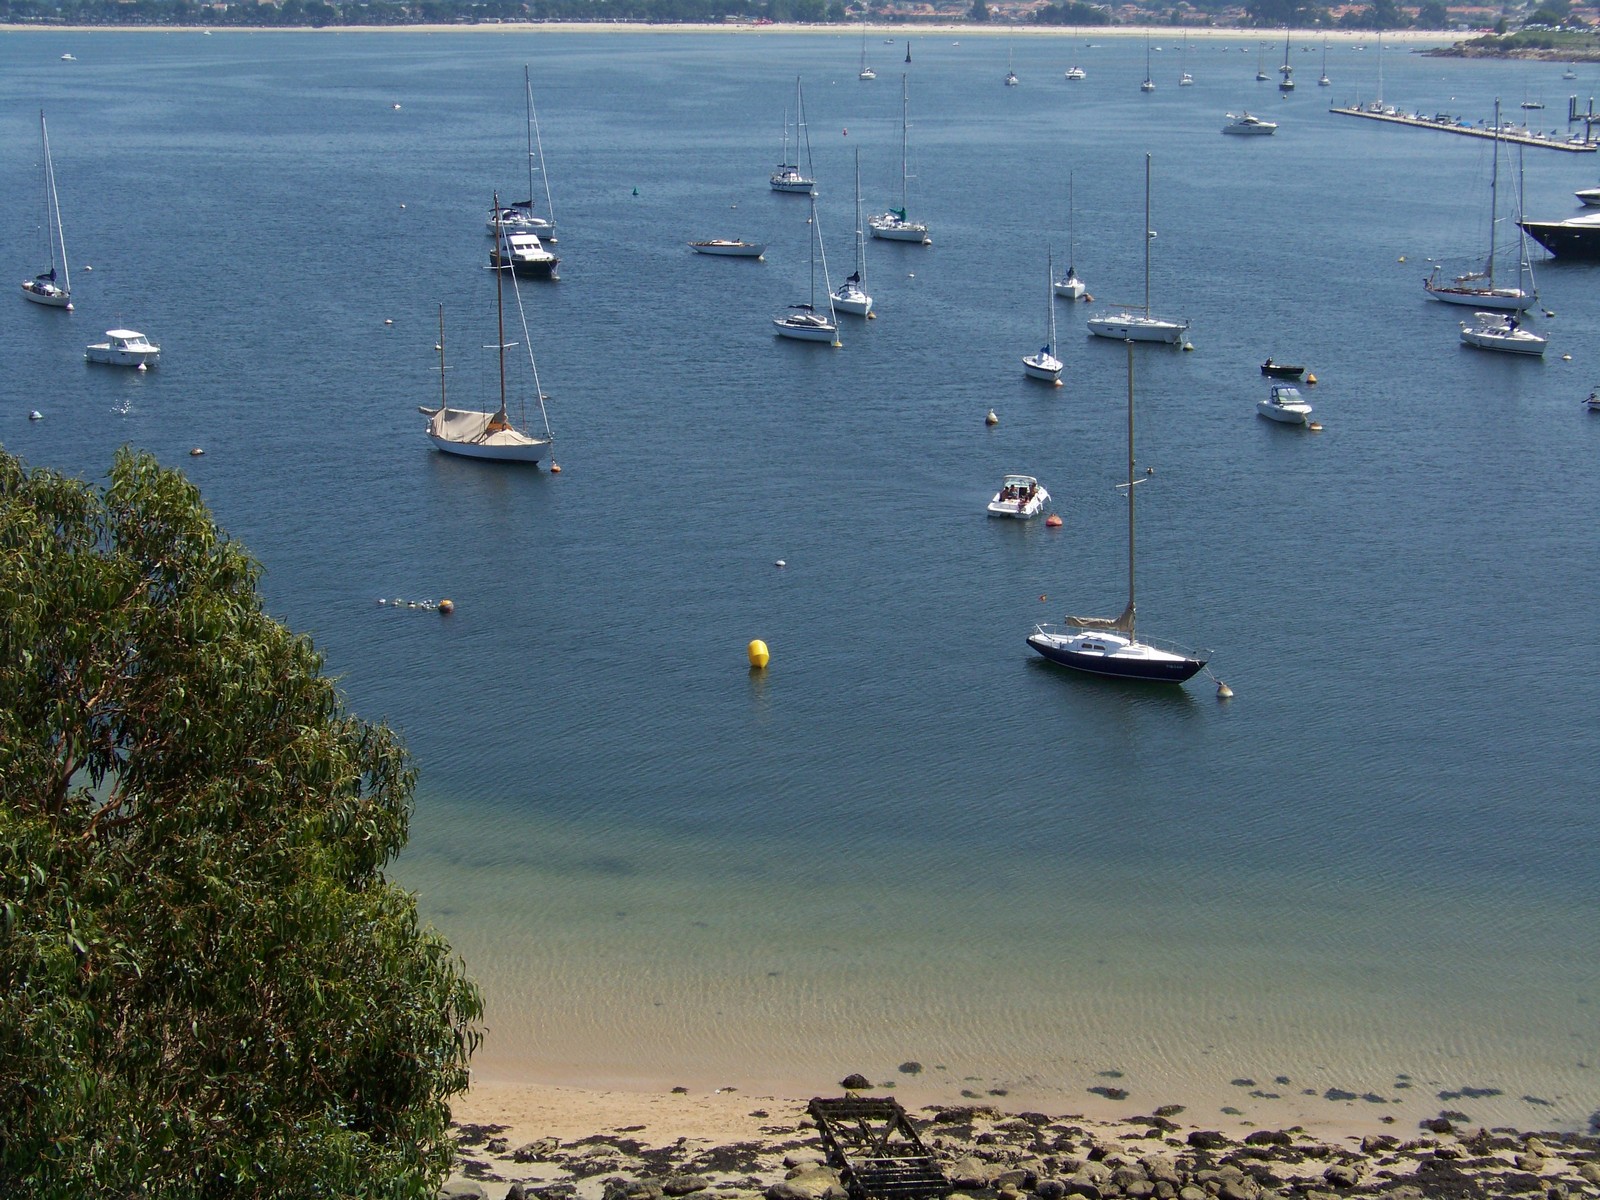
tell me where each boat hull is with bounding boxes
[1258,400,1311,424]
[774,316,837,342]
[690,241,765,257]
[424,407,548,463]
[21,281,70,308]
[1022,354,1062,381]
[1460,328,1547,355]
[1027,628,1207,683]
[85,347,158,367]
[1520,218,1600,260]
[490,255,559,279]
[1053,278,1086,300]
[1088,312,1188,344]
[869,219,930,244]
[770,176,815,194]
[487,211,556,243]
[1424,281,1533,311]
[1260,362,1304,379]
[832,287,872,316]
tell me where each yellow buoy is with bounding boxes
[1398,255,1406,263]
[439,599,455,615]
[1216,680,1233,699]
[747,639,770,669]
[985,409,999,426]
[1306,372,1317,385]
[1308,421,1323,432]
[1182,341,1194,351]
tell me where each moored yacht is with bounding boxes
[988,474,1050,519]
[490,229,559,278]
[1222,111,1277,135]
[85,329,160,367]
[1257,383,1312,424]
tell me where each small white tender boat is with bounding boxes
[85,329,160,367]
[988,474,1050,519]
[1459,311,1547,356]
[1585,388,1600,412]
[689,239,765,257]
[1223,111,1277,135]
[1575,187,1600,207]
[1258,382,1313,424]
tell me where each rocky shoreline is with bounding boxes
[439,1083,1600,1200]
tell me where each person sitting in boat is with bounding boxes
[1506,314,1519,332]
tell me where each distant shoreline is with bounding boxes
[3,22,1452,41]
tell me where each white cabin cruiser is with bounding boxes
[988,474,1050,519]
[1257,382,1312,424]
[85,330,160,368]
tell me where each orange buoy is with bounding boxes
[438,599,455,615]
[1045,513,1063,527]
[550,462,562,473]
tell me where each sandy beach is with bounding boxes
[445,1078,1600,1200]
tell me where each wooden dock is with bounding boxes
[1329,105,1597,152]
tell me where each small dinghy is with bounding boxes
[1260,357,1305,379]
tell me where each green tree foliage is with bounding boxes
[0,447,483,1198]
[1032,0,1112,25]
[970,0,990,20]
[1415,0,1446,26]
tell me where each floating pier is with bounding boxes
[1329,105,1597,152]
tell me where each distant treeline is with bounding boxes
[0,0,1428,27]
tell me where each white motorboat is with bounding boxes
[1088,155,1190,345]
[1023,250,1063,382]
[690,239,766,257]
[1459,311,1547,356]
[85,330,160,368]
[490,228,559,279]
[1257,382,1313,424]
[486,66,557,243]
[1575,187,1600,207]
[22,110,73,310]
[775,192,839,344]
[832,149,873,317]
[869,76,930,244]
[1064,65,1086,80]
[770,77,816,195]
[421,207,554,465]
[1222,111,1277,135]
[1028,340,1209,684]
[1585,388,1600,412]
[988,474,1050,519]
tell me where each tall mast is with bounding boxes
[900,75,910,211]
[41,111,69,294]
[493,196,509,427]
[437,304,447,410]
[1125,339,1138,636]
[853,146,866,282]
[1487,97,1501,285]
[1143,153,1152,315]
[524,66,555,229]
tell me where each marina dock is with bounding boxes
[1330,105,1597,152]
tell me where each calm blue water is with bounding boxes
[5,28,1598,1132]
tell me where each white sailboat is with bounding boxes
[1179,32,1193,86]
[869,76,930,244]
[1064,28,1086,79]
[832,149,873,317]
[1028,339,1210,684]
[21,110,73,310]
[1460,310,1547,355]
[1141,35,1156,92]
[1023,249,1063,382]
[1088,155,1190,344]
[774,192,839,344]
[770,77,816,195]
[1318,35,1331,86]
[1005,44,1019,87]
[1255,42,1269,82]
[859,22,876,80]
[486,66,557,243]
[1278,28,1294,91]
[423,203,554,464]
[1424,100,1537,312]
[1054,171,1088,300]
